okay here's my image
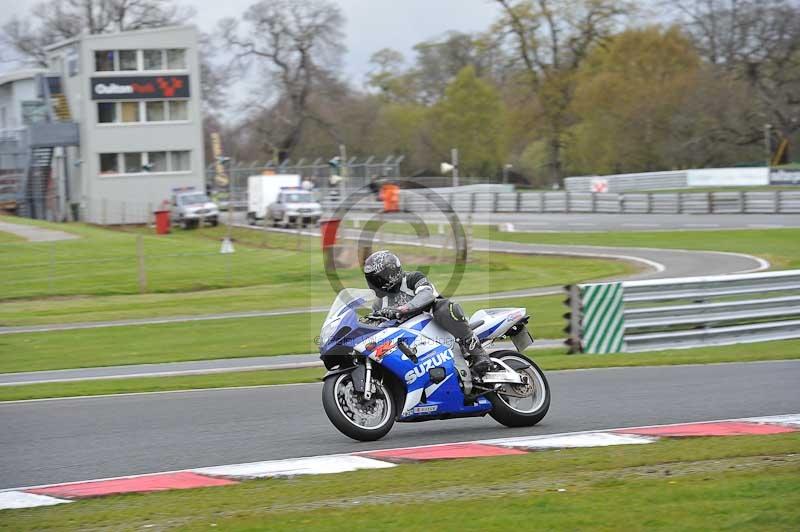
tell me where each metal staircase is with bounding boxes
[7,74,78,219]
[18,146,54,218]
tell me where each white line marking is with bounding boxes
[747,224,784,229]
[0,491,71,510]
[684,224,720,228]
[0,361,323,387]
[192,455,395,479]
[485,432,656,449]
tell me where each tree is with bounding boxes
[671,0,800,159]
[431,66,508,177]
[568,27,702,173]
[493,0,631,183]
[2,0,194,66]
[219,0,345,162]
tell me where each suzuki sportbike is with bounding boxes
[319,289,550,441]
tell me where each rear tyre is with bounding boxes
[486,350,550,428]
[322,370,395,441]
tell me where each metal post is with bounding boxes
[136,234,147,293]
[451,148,459,188]
[566,191,571,213]
[494,192,499,213]
[708,192,714,214]
[516,192,522,212]
[470,192,476,213]
[646,192,652,214]
[48,241,55,295]
[740,190,746,213]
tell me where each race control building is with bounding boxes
[0,25,205,223]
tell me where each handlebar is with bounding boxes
[363,314,390,322]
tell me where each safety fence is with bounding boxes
[397,190,800,214]
[564,270,800,353]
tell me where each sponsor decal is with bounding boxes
[404,351,453,384]
[91,75,190,100]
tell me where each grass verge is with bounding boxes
[2,339,798,401]
[0,293,569,374]
[0,215,631,323]
[2,434,797,530]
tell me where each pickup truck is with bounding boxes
[171,190,220,229]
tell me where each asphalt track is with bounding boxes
[1,360,798,490]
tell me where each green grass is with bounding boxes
[0,230,24,243]
[0,215,630,313]
[1,339,798,399]
[2,434,797,530]
[473,227,800,269]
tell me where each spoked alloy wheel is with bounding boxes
[322,370,395,441]
[487,351,550,427]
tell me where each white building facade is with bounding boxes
[46,25,205,223]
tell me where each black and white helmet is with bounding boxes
[363,250,403,292]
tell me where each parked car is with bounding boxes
[171,189,219,229]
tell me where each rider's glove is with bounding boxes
[377,307,402,319]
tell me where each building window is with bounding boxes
[123,152,143,173]
[99,151,190,175]
[147,151,168,172]
[95,50,115,71]
[168,100,188,120]
[146,101,166,121]
[97,102,117,123]
[143,49,164,70]
[99,153,119,174]
[118,50,138,71]
[166,49,186,69]
[120,102,140,122]
[97,100,189,124]
[170,151,190,171]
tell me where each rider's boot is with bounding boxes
[463,335,492,377]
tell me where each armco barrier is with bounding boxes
[564,270,800,353]
[395,190,800,215]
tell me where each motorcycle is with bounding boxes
[319,288,550,441]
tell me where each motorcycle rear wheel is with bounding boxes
[486,350,550,428]
[322,371,396,441]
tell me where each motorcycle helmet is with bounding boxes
[364,250,403,292]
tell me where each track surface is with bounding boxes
[1,360,797,489]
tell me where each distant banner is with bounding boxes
[211,132,229,187]
[90,75,190,100]
[770,169,800,185]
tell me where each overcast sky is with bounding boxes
[0,0,503,82]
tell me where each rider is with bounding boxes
[363,250,492,376]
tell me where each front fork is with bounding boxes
[363,359,373,400]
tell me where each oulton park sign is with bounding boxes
[91,75,190,100]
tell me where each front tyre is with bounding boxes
[487,350,550,428]
[322,371,395,441]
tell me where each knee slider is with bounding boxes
[449,302,467,322]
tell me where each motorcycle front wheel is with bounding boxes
[322,370,396,441]
[486,350,550,428]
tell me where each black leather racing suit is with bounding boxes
[370,271,480,356]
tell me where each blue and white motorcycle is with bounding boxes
[319,289,550,441]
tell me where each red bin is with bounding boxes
[319,218,341,249]
[154,210,171,235]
